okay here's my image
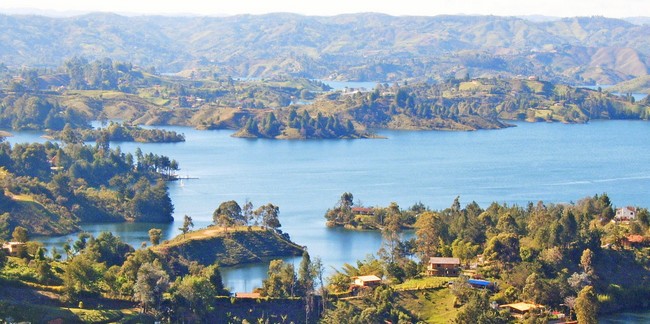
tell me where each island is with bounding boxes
[151,225,304,267]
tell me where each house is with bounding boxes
[500,302,545,318]
[2,241,26,256]
[615,206,637,221]
[352,275,382,288]
[426,257,461,276]
[622,234,646,249]
[351,207,374,215]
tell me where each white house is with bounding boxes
[615,206,637,221]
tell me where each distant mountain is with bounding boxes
[625,17,650,25]
[0,13,649,84]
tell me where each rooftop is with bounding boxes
[429,257,461,265]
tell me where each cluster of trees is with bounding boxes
[239,109,361,139]
[0,134,175,235]
[0,228,230,321]
[212,200,281,231]
[0,95,88,131]
[255,252,324,322]
[321,194,650,322]
[60,57,147,92]
[65,121,185,144]
[324,192,420,230]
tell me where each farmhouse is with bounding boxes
[352,275,382,287]
[426,257,461,276]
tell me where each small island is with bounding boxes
[152,225,304,267]
[324,192,419,230]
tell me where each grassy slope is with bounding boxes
[394,277,459,323]
[152,225,304,267]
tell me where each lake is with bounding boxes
[6,120,650,295]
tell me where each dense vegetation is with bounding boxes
[0,135,176,235]
[320,194,650,323]
[0,200,318,323]
[0,14,649,85]
[54,121,185,143]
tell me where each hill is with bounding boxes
[0,13,649,84]
[610,75,650,94]
[152,226,305,267]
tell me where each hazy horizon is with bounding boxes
[0,0,648,19]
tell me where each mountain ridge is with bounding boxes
[0,13,649,84]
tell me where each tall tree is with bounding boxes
[256,203,281,230]
[575,285,598,324]
[298,251,314,296]
[415,211,445,260]
[179,214,194,235]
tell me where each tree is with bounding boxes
[256,203,281,230]
[298,251,314,296]
[133,261,170,315]
[242,200,254,225]
[172,275,216,316]
[179,214,194,235]
[62,254,105,302]
[213,200,243,228]
[148,228,162,246]
[455,290,511,323]
[484,233,521,266]
[202,263,229,296]
[86,232,134,267]
[260,259,297,298]
[415,211,445,260]
[0,213,10,241]
[11,226,28,243]
[580,248,594,275]
[575,285,598,324]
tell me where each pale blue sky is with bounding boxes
[0,0,648,18]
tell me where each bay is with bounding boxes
[6,120,650,294]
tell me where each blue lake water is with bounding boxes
[5,120,650,297]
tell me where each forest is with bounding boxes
[2,192,650,323]
[319,193,650,323]
[0,132,176,236]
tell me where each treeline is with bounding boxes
[0,137,176,235]
[324,192,420,230]
[237,109,365,139]
[321,193,650,322]
[54,121,185,143]
[0,95,89,131]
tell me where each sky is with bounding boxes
[0,0,648,18]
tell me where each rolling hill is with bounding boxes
[0,13,648,84]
